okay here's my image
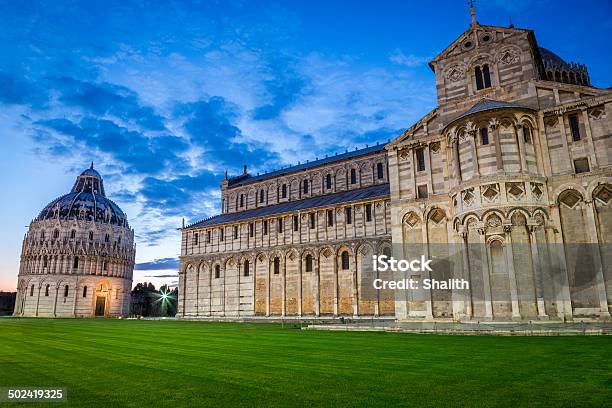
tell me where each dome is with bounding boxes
[539,47,568,68]
[37,164,129,227]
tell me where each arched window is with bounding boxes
[73,256,79,269]
[281,184,287,198]
[377,162,384,179]
[303,180,309,194]
[53,229,59,239]
[103,261,108,271]
[341,251,350,270]
[64,285,69,297]
[240,194,244,207]
[43,256,48,268]
[326,174,332,189]
[83,286,88,298]
[89,231,94,240]
[523,126,532,144]
[555,71,561,82]
[480,128,489,145]
[475,64,491,90]
[215,265,220,278]
[273,257,280,274]
[243,260,250,277]
[70,230,76,239]
[305,254,313,272]
[45,284,50,296]
[562,72,569,83]
[350,168,357,185]
[30,284,34,296]
[259,189,265,203]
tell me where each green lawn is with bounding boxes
[0,319,610,407]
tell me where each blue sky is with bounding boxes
[1,0,611,291]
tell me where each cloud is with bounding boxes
[135,257,179,271]
[389,50,431,67]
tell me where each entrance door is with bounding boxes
[95,296,106,316]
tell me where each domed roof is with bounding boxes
[37,164,129,227]
[539,47,567,67]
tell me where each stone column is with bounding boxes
[528,224,548,318]
[35,284,41,317]
[298,256,303,317]
[281,256,286,317]
[584,200,610,316]
[557,114,573,173]
[537,114,553,176]
[53,284,59,317]
[489,119,503,171]
[581,109,598,169]
[549,205,573,320]
[266,260,271,317]
[352,250,358,317]
[477,227,493,318]
[196,269,200,317]
[466,122,480,177]
[502,226,522,319]
[315,259,321,317]
[237,262,241,317]
[421,220,434,319]
[333,252,339,316]
[516,125,528,172]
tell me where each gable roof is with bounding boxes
[186,183,390,229]
[227,144,386,188]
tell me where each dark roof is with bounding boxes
[187,183,390,229]
[37,165,129,227]
[445,98,533,130]
[539,47,567,67]
[227,144,386,187]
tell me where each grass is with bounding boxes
[0,319,610,407]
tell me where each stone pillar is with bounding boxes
[557,114,573,173]
[549,205,573,320]
[315,259,321,317]
[502,226,522,319]
[459,231,473,319]
[516,125,528,172]
[281,256,286,317]
[266,260,270,317]
[53,284,59,317]
[333,252,339,316]
[298,256,303,317]
[581,109,598,169]
[35,284,41,317]
[421,220,434,319]
[466,122,480,177]
[537,114,553,176]
[237,261,241,317]
[477,227,493,318]
[528,224,548,318]
[584,200,610,316]
[489,119,503,171]
[352,250,358,317]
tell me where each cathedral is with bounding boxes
[179,9,612,322]
[14,165,135,317]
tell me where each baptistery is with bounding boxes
[14,164,135,317]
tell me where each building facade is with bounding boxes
[179,11,611,321]
[14,165,135,318]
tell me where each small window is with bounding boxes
[73,256,79,269]
[45,284,50,296]
[278,218,283,233]
[83,286,88,298]
[345,207,352,224]
[215,265,220,278]
[281,184,287,198]
[30,284,35,296]
[326,174,332,189]
[259,189,265,203]
[89,231,94,240]
[263,220,268,235]
[273,257,280,274]
[206,230,211,243]
[249,223,254,237]
[43,256,48,268]
[483,64,491,88]
[305,254,313,272]
[417,185,428,199]
[193,233,199,245]
[220,228,224,242]
[40,231,45,240]
[303,180,309,194]
[416,148,426,171]
[350,168,357,184]
[53,229,59,239]
[64,285,69,297]
[341,251,350,270]
[105,233,110,243]
[103,261,108,271]
[574,158,590,174]
[377,162,384,179]
[234,226,238,239]
[240,194,244,208]
[70,230,76,239]
[310,213,316,229]
[327,209,334,227]
[475,66,484,90]
[569,114,581,141]
[523,126,532,144]
[243,260,250,277]
[366,203,372,222]
[293,215,299,231]
[480,128,489,145]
